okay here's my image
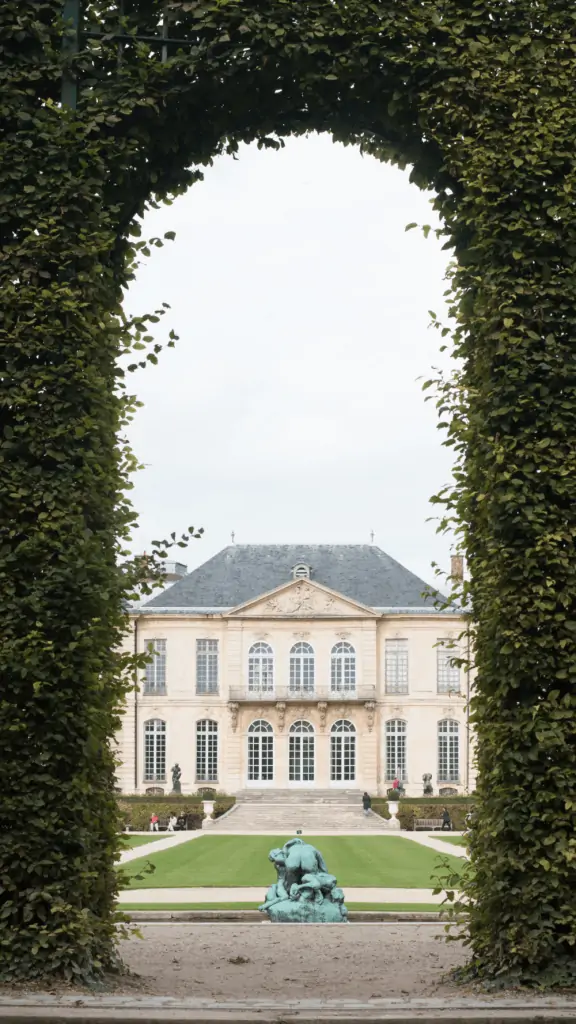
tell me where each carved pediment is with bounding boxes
[226,579,377,618]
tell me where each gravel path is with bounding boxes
[119,922,467,999]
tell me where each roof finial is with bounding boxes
[370,530,375,544]
[231,531,235,544]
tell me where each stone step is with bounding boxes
[235,790,363,804]
[211,801,391,832]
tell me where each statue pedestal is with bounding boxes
[202,799,215,828]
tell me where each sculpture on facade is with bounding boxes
[171,763,182,793]
[258,838,348,923]
[422,772,433,796]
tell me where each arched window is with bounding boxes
[248,720,274,783]
[289,720,315,782]
[438,719,460,783]
[385,720,407,782]
[196,719,218,782]
[330,719,356,782]
[248,642,274,693]
[144,719,166,782]
[331,641,356,693]
[289,642,315,694]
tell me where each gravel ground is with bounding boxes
[119,922,467,999]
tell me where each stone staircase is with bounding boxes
[210,790,392,832]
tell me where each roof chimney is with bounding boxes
[450,553,464,581]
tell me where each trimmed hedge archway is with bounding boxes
[2,0,576,989]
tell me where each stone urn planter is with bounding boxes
[202,799,215,828]
[387,800,401,830]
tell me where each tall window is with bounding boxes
[331,642,356,693]
[385,719,407,781]
[438,719,460,782]
[248,642,274,693]
[143,639,166,694]
[196,719,218,782]
[144,719,166,781]
[385,639,408,694]
[289,720,315,782]
[330,720,356,782]
[437,641,460,693]
[248,720,274,782]
[196,639,218,694]
[289,642,315,694]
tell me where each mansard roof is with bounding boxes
[144,544,440,611]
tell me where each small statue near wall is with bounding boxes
[171,763,182,794]
[422,772,433,796]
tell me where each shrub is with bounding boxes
[117,794,236,830]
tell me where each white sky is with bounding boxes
[124,133,456,588]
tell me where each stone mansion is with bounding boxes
[116,544,475,798]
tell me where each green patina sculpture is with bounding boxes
[258,838,348,923]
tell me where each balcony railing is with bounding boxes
[228,685,376,702]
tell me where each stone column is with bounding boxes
[225,702,243,792]
[316,702,330,787]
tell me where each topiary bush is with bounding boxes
[118,795,235,829]
[371,798,475,831]
[3,0,576,990]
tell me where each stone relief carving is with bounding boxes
[255,582,350,617]
[276,702,287,732]
[317,701,328,732]
[228,702,239,732]
[364,701,376,732]
[442,707,456,718]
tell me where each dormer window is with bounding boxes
[292,563,311,580]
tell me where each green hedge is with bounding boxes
[372,797,475,831]
[118,796,235,831]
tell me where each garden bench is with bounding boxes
[412,817,444,831]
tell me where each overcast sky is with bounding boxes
[124,133,456,589]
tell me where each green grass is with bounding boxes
[122,835,462,889]
[435,835,468,847]
[121,834,175,848]
[118,902,442,912]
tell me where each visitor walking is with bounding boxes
[441,807,452,831]
[362,792,372,816]
[149,812,159,832]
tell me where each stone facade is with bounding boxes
[116,554,475,798]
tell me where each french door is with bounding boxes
[289,721,315,783]
[247,720,274,783]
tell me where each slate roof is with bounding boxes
[144,544,439,610]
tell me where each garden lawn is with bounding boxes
[122,835,462,889]
[121,834,174,849]
[435,836,468,848]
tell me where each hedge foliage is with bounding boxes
[3,0,576,989]
[372,798,475,831]
[118,797,235,830]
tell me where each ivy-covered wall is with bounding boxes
[2,0,576,989]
